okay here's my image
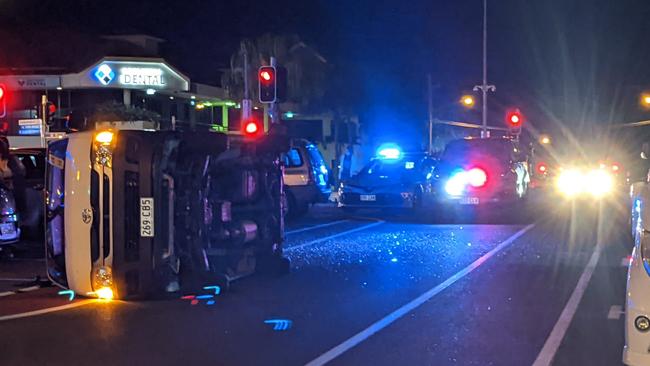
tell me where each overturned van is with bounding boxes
[45,128,288,299]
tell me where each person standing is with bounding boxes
[338,145,353,182]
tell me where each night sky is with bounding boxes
[2,0,650,147]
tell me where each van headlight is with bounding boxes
[93,131,115,167]
[92,265,114,300]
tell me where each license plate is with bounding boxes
[0,223,15,235]
[360,194,376,202]
[460,197,480,205]
[140,198,154,237]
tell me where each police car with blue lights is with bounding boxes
[430,137,530,209]
[337,145,435,212]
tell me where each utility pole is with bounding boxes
[427,74,434,154]
[473,0,495,138]
[241,42,252,121]
[269,56,279,125]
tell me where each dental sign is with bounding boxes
[87,59,189,91]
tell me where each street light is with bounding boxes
[539,135,551,145]
[641,93,650,108]
[460,95,475,108]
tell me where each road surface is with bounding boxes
[0,203,630,365]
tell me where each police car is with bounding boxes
[337,145,435,212]
[431,137,530,208]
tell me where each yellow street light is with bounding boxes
[539,135,551,145]
[460,95,475,108]
[641,93,650,108]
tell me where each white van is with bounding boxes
[46,129,288,299]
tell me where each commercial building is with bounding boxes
[0,35,236,147]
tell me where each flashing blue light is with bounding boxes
[405,161,415,169]
[391,257,398,263]
[377,143,401,160]
[285,111,295,119]
[196,294,214,300]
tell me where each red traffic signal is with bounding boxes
[506,109,524,126]
[242,119,262,137]
[0,84,7,118]
[258,66,277,103]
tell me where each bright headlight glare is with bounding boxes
[585,169,613,197]
[95,287,114,300]
[95,131,114,145]
[445,172,467,196]
[556,169,583,197]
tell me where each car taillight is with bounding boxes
[467,168,487,187]
[612,163,620,174]
[537,163,547,174]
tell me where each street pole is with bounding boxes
[427,73,433,154]
[270,56,279,125]
[473,0,495,138]
[241,42,252,121]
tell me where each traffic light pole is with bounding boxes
[269,57,279,125]
[473,0,495,139]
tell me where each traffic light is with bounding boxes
[258,66,277,103]
[0,84,7,118]
[506,108,524,135]
[242,118,262,137]
[44,101,57,125]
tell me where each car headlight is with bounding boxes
[92,265,114,300]
[585,169,613,197]
[93,131,115,167]
[556,169,583,197]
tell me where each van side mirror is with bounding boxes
[642,143,650,159]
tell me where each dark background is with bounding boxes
[1,0,650,148]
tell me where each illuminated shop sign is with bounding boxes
[85,59,189,91]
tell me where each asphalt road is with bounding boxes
[0,201,631,366]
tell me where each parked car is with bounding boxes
[337,149,435,212]
[282,139,331,217]
[0,185,20,250]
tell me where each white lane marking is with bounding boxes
[0,300,95,322]
[608,305,624,320]
[0,291,16,297]
[17,285,40,292]
[285,220,351,235]
[285,221,385,252]
[304,224,535,366]
[532,245,601,366]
